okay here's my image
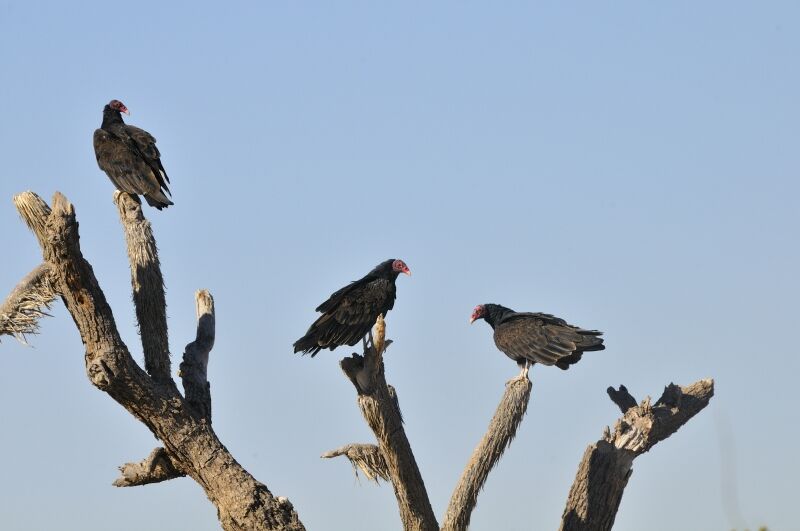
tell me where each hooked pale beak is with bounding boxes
[469,316,476,324]
[121,106,130,115]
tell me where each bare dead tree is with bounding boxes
[1,191,304,531]
[2,190,715,531]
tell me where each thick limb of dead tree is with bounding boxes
[560,379,715,531]
[1,191,303,531]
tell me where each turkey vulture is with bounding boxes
[470,303,604,377]
[93,99,173,210]
[294,259,411,356]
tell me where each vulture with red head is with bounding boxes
[93,99,173,209]
[294,259,411,356]
[471,303,604,377]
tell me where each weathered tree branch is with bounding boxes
[606,384,638,414]
[321,443,390,482]
[179,289,215,421]
[13,191,51,247]
[560,378,714,531]
[340,316,439,531]
[113,447,185,487]
[115,191,171,382]
[0,263,58,343]
[11,191,304,531]
[441,375,532,531]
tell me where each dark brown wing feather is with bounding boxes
[494,312,604,370]
[294,278,396,356]
[125,125,171,191]
[93,126,172,209]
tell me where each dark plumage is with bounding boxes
[471,303,604,375]
[294,259,411,356]
[93,99,173,210]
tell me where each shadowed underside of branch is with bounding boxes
[559,378,714,531]
[179,289,215,421]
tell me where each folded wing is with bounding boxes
[494,312,604,370]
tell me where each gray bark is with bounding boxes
[6,191,304,531]
[560,378,714,531]
[179,289,215,421]
[114,191,171,381]
[441,375,532,531]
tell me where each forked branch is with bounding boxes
[9,191,304,531]
[333,317,534,531]
[560,378,714,531]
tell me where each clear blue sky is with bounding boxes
[1,1,797,530]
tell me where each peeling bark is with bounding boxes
[321,443,390,482]
[0,262,58,343]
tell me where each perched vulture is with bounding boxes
[470,303,604,377]
[93,99,173,209]
[294,259,411,356]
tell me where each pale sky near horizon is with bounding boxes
[1,2,798,530]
